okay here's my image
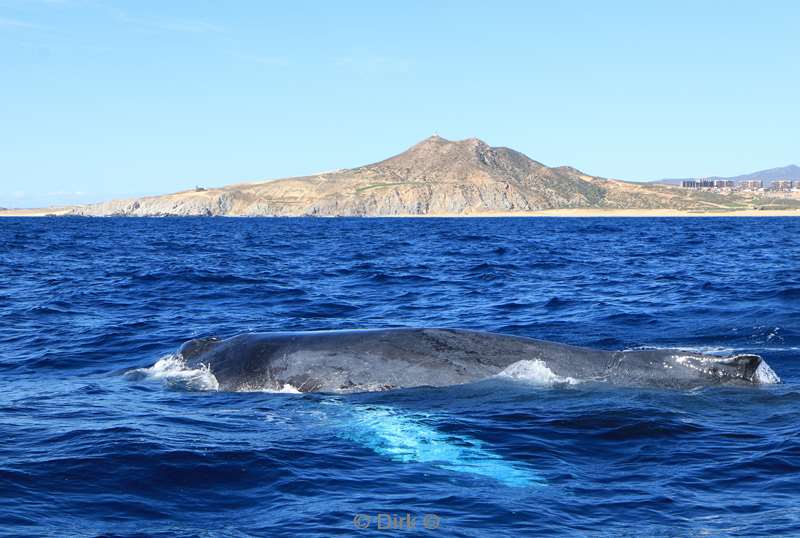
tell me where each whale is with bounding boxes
[171,328,781,392]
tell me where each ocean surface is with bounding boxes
[1,217,799,537]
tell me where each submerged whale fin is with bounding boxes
[322,400,542,487]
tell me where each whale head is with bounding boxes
[178,336,222,363]
[617,350,781,386]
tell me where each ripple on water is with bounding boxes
[1,217,800,536]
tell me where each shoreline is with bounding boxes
[3,208,800,218]
[0,207,75,217]
[400,208,800,218]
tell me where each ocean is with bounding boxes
[1,217,799,537]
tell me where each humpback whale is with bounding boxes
[172,328,780,393]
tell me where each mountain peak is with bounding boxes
[413,135,489,148]
[357,135,557,190]
[383,136,495,169]
[412,134,449,147]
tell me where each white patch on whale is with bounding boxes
[673,355,723,378]
[753,360,781,384]
[497,359,579,386]
[234,381,302,394]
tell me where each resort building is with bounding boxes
[740,180,763,190]
[681,178,733,190]
[678,177,798,192]
[771,180,794,191]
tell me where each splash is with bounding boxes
[497,359,579,386]
[125,354,220,391]
[126,356,306,393]
[324,401,543,487]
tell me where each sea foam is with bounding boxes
[125,355,304,393]
[497,359,579,386]
[125,354,220,391]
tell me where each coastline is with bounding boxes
[3,208,800,218]
[0,207,75,217]
[423,208,800,217]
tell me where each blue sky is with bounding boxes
[1,1,798,207]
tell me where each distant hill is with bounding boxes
[655,165,800,185]
[53,136,799,216]
[731,165,800,181]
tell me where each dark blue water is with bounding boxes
[2,217,799,537]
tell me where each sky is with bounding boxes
[1,1,798,208]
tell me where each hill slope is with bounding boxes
[68,136,777,216]
[731,165,800,182]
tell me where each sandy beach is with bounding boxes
[0,207,75,217]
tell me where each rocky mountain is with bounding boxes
[655,164,800,185]
[67,136,772,217]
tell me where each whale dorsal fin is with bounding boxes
[716,354,762,380]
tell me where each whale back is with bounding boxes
[176,328,610,392]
